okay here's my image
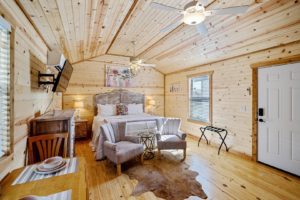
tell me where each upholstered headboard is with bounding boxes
[94,89,145,114]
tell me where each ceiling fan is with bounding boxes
[151,0,249,34]
[130,57,156,67]
[129,41,156,68]
[126,41,156,78]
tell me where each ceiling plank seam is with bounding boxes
[105,0,139,54]
[15,0,52,51]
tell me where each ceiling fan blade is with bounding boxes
[150,2,183,12]
[208,5,249,15]
[160,18,183,33]
[160,23,177,32]
[196,23,208,35]
[139,63,156,67]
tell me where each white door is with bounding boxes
[258,62,300,176]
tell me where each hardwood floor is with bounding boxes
[76,138,300,200]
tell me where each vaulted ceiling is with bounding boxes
[17,0,300,74]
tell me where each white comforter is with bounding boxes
[91,113,162,154]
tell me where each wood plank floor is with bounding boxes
[76,138,300,200]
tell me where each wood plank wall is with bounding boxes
[165,41,300,156]
[0,1,61,180]
[62,55,165,130]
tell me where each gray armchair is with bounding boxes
[101,123,144,175]
[156,118,187,161]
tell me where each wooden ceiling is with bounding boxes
[17,0,300,74]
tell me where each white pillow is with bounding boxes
[128,104,143,115]
[97,104,116,116]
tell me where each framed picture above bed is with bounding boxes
[105,65,132,87]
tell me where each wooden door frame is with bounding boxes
[251,55,300,161]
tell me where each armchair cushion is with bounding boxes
[124,135,140,144]
[157,135,186,150]
[105,141,143,164]
[104,141,117,151]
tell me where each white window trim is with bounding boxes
[0,15,13,161]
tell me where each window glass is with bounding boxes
[189,75,210,123]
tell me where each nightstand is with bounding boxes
[75,119,88,139]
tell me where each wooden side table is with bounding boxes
[75,119,88,139]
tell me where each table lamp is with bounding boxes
[74,100,84,120]
[148,99,156,114]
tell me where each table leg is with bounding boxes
[117,164,121,176]
[141,154,144,164]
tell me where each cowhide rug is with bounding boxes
[123,152,207,200]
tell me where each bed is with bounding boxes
[91,89,163,160]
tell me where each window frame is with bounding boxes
[187,71,213,125]
[0,15,14,162]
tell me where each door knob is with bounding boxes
[258,118,265,123]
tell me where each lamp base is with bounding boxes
[75,109,81,120]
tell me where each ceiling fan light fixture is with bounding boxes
[129,63,140,77]
[183,12,205,25]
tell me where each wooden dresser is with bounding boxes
[30,110,76,157]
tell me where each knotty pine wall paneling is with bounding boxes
[0,1,62,180]
[165,41,300,157]
[62,55,165,131]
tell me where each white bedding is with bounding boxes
[91,113,162,152]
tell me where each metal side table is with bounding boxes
[138,132,156,160]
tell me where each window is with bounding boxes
[188,72,212,124]
[0,16,11,158]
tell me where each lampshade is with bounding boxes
[148,100,156,106]
[74,101,84,108]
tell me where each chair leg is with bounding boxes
[141,154,144,164]
[117,164,121,176]
[181,149,186,161]
[157,149,161,160]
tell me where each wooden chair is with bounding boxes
[28,133,68,164]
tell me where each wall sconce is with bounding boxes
[74,100,84,120]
